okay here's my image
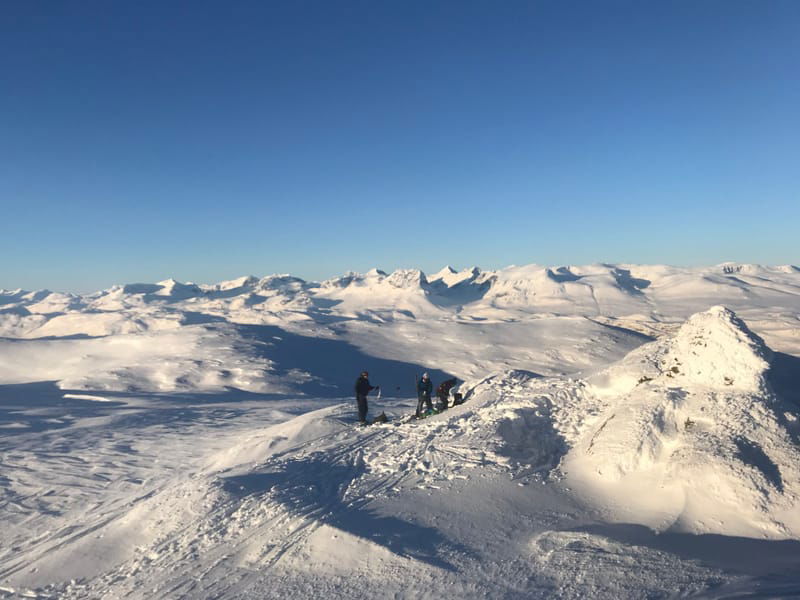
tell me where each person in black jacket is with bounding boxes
[416,372,434,418]
[436,377,458,411]
[355,371,377,424]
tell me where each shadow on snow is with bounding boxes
[235,323,455,398]
[0,381,320,442]
[768,352,800,408]
[221,457,469,571]
[574,522,800,590]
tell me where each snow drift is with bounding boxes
[466,306,800,540]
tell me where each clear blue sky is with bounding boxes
[2,1,798,292]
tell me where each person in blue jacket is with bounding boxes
[416,372,434,418]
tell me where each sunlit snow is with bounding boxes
[1,262,799,598]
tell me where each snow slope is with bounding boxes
[1,264,800,598]
[0,391,740,599]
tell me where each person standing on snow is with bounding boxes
[355,371,377,424]
[436,377,458,411]
[416,372,434,418]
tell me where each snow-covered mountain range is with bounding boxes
[5,262,800,330]
[1,263,800,598]
[2,262,799,395]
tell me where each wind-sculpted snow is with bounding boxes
[467,306,800,541]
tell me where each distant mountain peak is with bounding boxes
[386,268,427,289]
[214,275,259,291]
[429,265,481,288]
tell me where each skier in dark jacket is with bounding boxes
[416,372,434,418]
[436,378,458,411]
[355,371,377,424]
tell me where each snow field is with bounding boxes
[1,264,800,598]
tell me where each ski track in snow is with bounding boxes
[1,263,800,598]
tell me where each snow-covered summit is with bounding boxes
[313,268,442,317]
[468,263,660,315]
[208,275,260,291]
[716,262,800,276]
[429,265,458,280]
[589,305,773,397]
[320,269,385,289]
[428,265,480,288]
[464,306,800,539]
[153,278,203,299]
[665,305,771,392]
[777,264,800,273]
[108,279,203,301]
[319,268,427,291]
[385,268,428,289]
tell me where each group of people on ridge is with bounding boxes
[416,373,459,418]
[354,371,462,424]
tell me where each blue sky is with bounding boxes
[2,1,798,292]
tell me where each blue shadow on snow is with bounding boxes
[235,323,455,398]
[221,457,469,571]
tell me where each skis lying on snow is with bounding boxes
[355,409,442,427]
[357,411,389,426]
[411,409,441,421]
[355,387,390,426]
